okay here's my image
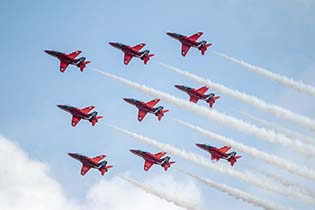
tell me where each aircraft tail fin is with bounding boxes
[207,95,220,108]
[100,165,113,175]
[200,43,212,55]
[79,61,91,72]
[161,156,175,171]
[228,155,241,166]
[90,115,103,126]
[157,109,169,121]
[142,54,154,64]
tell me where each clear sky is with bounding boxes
[1,0,315,210]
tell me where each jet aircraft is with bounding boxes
[68,153,113,176]
[166,32,212,56]
[196,144,241,166]
[57,105,103,127]
[45,50,90,72]
[130,149,175,171]
[109,42,154,65]
[123,98,168,121]
[175,85,220,108]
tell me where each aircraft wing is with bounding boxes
[181,44,191,56]
[138,109,148,121]
[189,96,199,103]
[210,154,220,161]
[60,61,69,72]
[68,50,82,59]
[91,155,106,163]
[71,116,81,127]
[80,106,95,114]
[145,99,160,107]
[196,86,209,94]
[124,53,134,65]
[81,164,92,176]
[219,146,231,153]
[131,43,146,52]
[144,160,154,171]
[188,32,203,41]
[154,152,167,159]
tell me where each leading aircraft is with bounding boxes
[68,153,113,176]
[123,98,169,121]
[175,85,220,108]
[109,42,154,65]
[57,105,103,127]
[45,50,90,72]
[166,32,212,56]
[130,149,175,171]
[196,144,241,166]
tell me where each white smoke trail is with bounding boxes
[177,169,291,210]
[251,167,315,199]
[119,176,202,210]
[215,52,315,96]
[175,119,315,180]
[238,111,315,145]
[93,69,315,156]
[109,125,315,206]
[159,63,315,131]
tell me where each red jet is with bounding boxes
[57,105,103,127]
[123,98,169,121]
[45,50,90,72]
[175,85,220,108]
[196,144,241,166]
[68,153,113,176]
[109,42,154,65]
[130,149,175,171]
[166,32,212,56]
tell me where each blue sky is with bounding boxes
[1,1,315,209]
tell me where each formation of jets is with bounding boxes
[45,31,242,176]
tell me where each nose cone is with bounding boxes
[108,42,117,47]
[166,32,174,37]
[44,50,53,55]
[57,104,66,110]
[174,85,184,90]
[68,153,77,158]
[123,98,132,103]
[196,144,204,149]
[129,149,138,155]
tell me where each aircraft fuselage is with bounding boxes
[57,105,90,119]
[196,144,231,160]
[123,98,156,114]
[109,42,143,58]
[68,153,104,169]
[130,149,164,165]
[175,85,210,101]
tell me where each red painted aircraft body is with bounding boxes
[166,32,212,56]
[123,98,169,121]
[57,105,103,127]
[109,42,154,65]
[175,85,220,108]
[68,153,113,176]
[45,50,90,72]
[130,149,175,171]
[196,144,241,166]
